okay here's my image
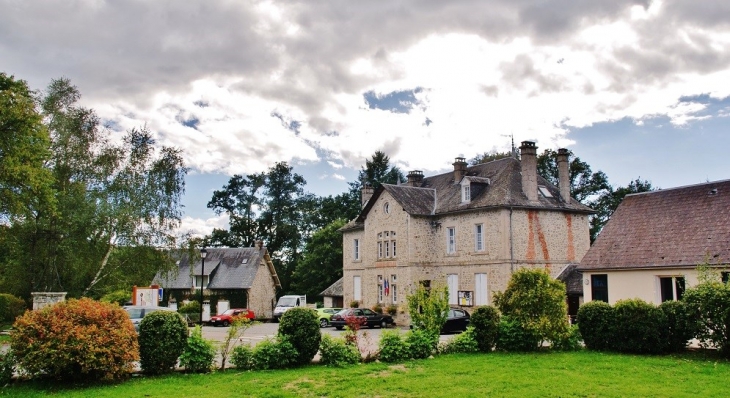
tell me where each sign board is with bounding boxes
[132,285,162,306]
[458,290,473,307]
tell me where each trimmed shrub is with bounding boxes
[10,298,138,381]
[493,268,570,347]
[552,324,583,351]
[372,303,383,313]
[179,325,216,373]
[496,316,540,352]
[386,304,398,316]
[378,330,410,363]
[407,284,449,337]
[0,350,14,386]
[439,326,479,354]
[99,289,131,306]
[577,301,614,351]
[613,299,664,354]
[231,344,254,370]
[659,300,696,353]
[251,336,297,370]
[139,310,188,374]
[177,300,201,314]
[0,294,26,323]
[683,281,730,357]
[319,334,360,367]
[278,307,321,366]
[470,306,500,352]
[406,329,437,359]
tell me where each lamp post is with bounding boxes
[199,247,207,325]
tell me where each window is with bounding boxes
[391,275,398,304]
[447,274,458,305]
[591,274,608,303]
[447,227,456,254]
[722,272,729,284]
[660,276,685,302]
[383,202,390,214]
[475,224,484,252]
[353,239,360,260]
[377,230,396,259]
[462,184,471,202]
[475,273,487,305]
[378,275,384,303]
[194,275,209,289]
[353,276,362,301]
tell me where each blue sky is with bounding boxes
[2,0,730,235]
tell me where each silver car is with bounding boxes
[123,305,177,332]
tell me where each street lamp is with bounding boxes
[199,247,207,325]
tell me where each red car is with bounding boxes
[209,308,255,326]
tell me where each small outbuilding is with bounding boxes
[320,277,344,308]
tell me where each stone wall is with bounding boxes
[247,260,278,319]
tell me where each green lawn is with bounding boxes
[2,351,729,397]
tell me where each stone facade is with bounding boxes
[342,143,593,325]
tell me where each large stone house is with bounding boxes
[578,180,730,305]
[154,243,281,319]
[340,142,593,322]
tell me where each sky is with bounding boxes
[2,0,730,237]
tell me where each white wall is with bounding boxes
[583,268,700,305]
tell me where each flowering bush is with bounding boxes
[10,298,138,381]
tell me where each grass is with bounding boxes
[1,351,729,397]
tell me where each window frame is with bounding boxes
[447,227,456,254]
[659,276,685,302]
[591,274,608,303]
[475,223,484,252]
[353,238,360,260]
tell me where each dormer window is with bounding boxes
[461,180,471,203]
[538,186,553,198]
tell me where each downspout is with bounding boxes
[509,207,514,273]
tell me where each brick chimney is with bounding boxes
[361,182,374,208]
[520,141,538,201]
[557,148,571,203]
[407,170,424,187]
[453,157,467,182]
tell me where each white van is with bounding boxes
[273,295,306,321]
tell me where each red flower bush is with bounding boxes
[10,298,139,381]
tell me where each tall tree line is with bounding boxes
[0,74,187,300]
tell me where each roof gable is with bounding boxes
[579,180,730,270]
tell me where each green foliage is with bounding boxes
[231,344,254,370]
[496,316,541,352]
[138,310,188,375]
[278,307,321,366]
[552,324,583,351]
[179,326,216,373]
[386,304,398,316]
[290,219,346,300]
[251,336,297,370]
[439,326,479,354]
[378,330,410,363]
[659,300,696,353]
[10,298,138,381]
[406,329,438,359]
[406,283,449,337]
[469,150,514,165]
[177,300,201,314]
[219,317,256,370]
[493,268,570,347]
[99,289,131,306]
[0,73,54,221]
[350,300,360,308]
[577,301,614,351]
[683,280,730,357]
[318,334,361,367]
[0,294,26,323]
[611,299,665,354]
[470,305,500,352]
[0,350,15,386]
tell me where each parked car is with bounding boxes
[441,308,470,334]
[123,305,177,332]
[315,307,343,328]
[209,308,255,327]
[330,308,395,330]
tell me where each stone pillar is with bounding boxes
[31,292,67,310]
[452,157,467,182]
[407,170,424,187]
[361,183,374,208]
[520,141,538,201]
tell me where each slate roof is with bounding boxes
[319,277,343,297]
[354,157,592,223]
[154,247,281,289]
[579,180,730,271]
[556,264,583,295]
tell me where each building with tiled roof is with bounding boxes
[154,243,281,319]
[578,180,730,305]
[341,142,594,324]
